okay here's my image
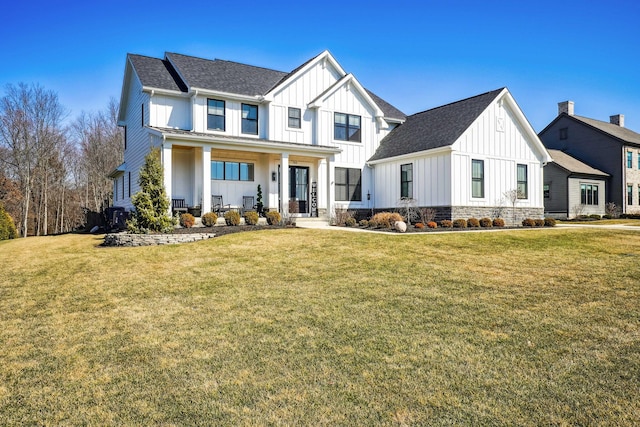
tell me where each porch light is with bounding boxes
[271,172,277,181]
[367,190,371,201]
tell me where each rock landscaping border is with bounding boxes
[103,232,216,247]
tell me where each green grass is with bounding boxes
[1,229,639,425]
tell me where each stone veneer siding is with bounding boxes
[103,232,215,247]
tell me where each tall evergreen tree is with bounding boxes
[127,147,174,233]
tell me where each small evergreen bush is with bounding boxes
[522,218,535,227]
[479,217,493,228]
[0,203,17,240]
[224,210,241,226]
[589,214,602,220]
[534,219,545,227]
[493,218,505,227]
[202,212,218,227]
[467,217,480,227]
[440,220,453,228]
[544,217,557,227]
[345,217,357,227]
[179,213,195,228]
[266,211,281,225]
[453,219,467,228]
[359,219,369,227]
[244,211,259,225]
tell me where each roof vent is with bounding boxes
[610,114,624,127]
[558,101,574,116]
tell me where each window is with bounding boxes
[627,151,633,168]
[629,185,634,205]
[335,168,362,202]
[580,184,599,205]
[334,113,361,142]
[288,107,301,129]
[559,127,568,140]
[211,161,254,181]
[124,126,127,150]
[543,184,550,199]
[471,159,484,198]
[128,172,131,197]
[207,99,225,131]
[141,104,144,127]
[114,179,118,201]
[517,164,528,199]
[401,163,413,199]
[637,153,640,170]
[242,104,258,134]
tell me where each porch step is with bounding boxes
[294,217,330,228]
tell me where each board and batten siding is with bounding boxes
[150,95,190,130]
[192,96,265,139]
[451,99,545,208]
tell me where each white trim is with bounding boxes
[367,146,453,165]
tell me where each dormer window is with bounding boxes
[207,99,225,131]
[242,104,258,135]
[334,113,361,142]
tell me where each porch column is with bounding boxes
[326,154,335,220]
[280,152,289,216]
[202,146,211,214]
[162,142,173,215]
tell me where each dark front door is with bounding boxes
[289,166,308,214]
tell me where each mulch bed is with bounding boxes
[171,224,290,237]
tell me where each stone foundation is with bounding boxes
[103,232,215,247]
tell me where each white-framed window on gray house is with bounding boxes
[241,104,258,135]
[401,163,413,199]
[580,184,598,205]
[544,184,550,199]
[288,107,301,129]
[207,99,225,131]
[517,164,528,199]
[334,113,361,142]
[472,159,484,198]
[211,160,254,181]
[627,151,633,168]
[335,167,361,201]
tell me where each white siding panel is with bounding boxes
[151,95,190,129]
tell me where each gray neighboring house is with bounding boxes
[539,101,640,214]
[544,149,609,218]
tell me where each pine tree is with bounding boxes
[0,202,17,240]
[127,147,174,233]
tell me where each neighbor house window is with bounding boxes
[141,104,144,127]
[211,161,254,181]
[580,184,599,205]
[629,185,634,205]
[471,159,484,198]
[544,184,550,199]
[207,99,225,131]
[335,167,362,201]
[517,164,528,199]
[637,153,640,170]
[559,128,568,140]
[401,163,413,199]
[334,113,361,142]
[288,107,301,129]
[241,104,258,134]
[627,151,633,168]
[124,126,127,150]
[128,172,131,197]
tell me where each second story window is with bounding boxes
[207,99,225,131]
[334,113,361,142]
[627,151,633,168]
[288,107,301,129]
[559,127,568,140]
[242,104,258,135]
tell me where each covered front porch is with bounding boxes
[155,130,341,220]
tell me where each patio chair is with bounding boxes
[172,198,188,215]
[242,196,256,214]
[212,195,230,215]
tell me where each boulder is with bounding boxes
[394,221,407,233]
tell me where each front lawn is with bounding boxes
[1,229,639,425]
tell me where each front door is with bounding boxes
[289,166,308,214]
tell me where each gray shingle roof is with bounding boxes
[128,54,187,92]
[369,88,504,162]
[547,149,609,176]
[366,89,406,122]
[571,115,640,146]
[166,52,287,96]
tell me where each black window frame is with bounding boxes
[335,167,362,202]
[517,164,528,199]
[334,112,361,142]
[543,183,550,199]
[471,159,484,198]
[628,184,634,205]
[288,107,301,129]
[580,183,599,205]
[401,163,413,199]
[211,160,254,182]
[241,104,258,135]
[207,99,225,131]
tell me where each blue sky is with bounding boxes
[2,0,639,132]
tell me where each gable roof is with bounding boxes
[540,113,640,147]
[369,88,504,161]
[128,54,187,92]
[546,149,609,177]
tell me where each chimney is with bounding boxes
[610,114,625,127]
[558,101,574,116]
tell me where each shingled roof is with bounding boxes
[369,88,504,161]
[128,54,188,92]
[547,149,609,176]
[569,115,640,146]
